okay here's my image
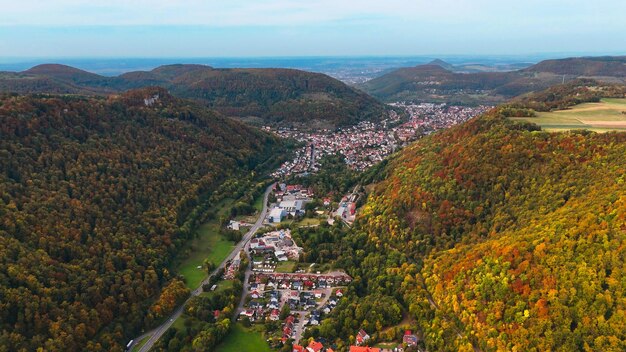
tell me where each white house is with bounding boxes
[227,220,240,231]
[269,207,287,223]
[279,200,304,215]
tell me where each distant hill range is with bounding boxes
[359,56,626,105]
[0,63,388,129]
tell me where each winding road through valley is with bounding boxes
[130,183,274,352]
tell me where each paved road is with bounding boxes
[234,266,252,316]
[290,287,333,343]
[130,183,274,352]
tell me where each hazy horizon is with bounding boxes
[1,53,623,77]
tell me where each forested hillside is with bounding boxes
[0,64,388,129]
[509,79,626,111]
[523,56,626,77]
[315,83,626,351]
[0,88,282,351]
[359,56,626,105]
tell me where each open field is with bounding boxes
[294,217,323,227]
[175,198,236,289]
[253,189,266,212]
[275,260,297,273]
[200,279,235,297]
[214,324,272,352]
[511,98,626,132]
[130,336,149,352]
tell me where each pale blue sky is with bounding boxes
[0,0,625,57]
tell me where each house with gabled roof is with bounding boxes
[356,329,370,346]
[402,330,418,346]
[349,347,380,352]
[306,340,324,352]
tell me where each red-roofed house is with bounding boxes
[349,347,380,352]
[293,345,305,352]
[403,330,418,346]
[306,340,324,352]
[356,329,370,345]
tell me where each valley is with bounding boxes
[4,1,626,351]
[271,104,491,177]
[3,59,626,352]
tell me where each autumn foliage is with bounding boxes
[339,83,626,351]
[0,88,281,351]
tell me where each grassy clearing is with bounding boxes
[199,279,235,297]
[176,198,236,289]
[234,189,266,223]
[130,336,149,352]
[511,98,626,132]
[275,261,297,273]
[171,315,190,331]
[170,280,236,341]
[253,190,265,212]
[294,217,322,227]
[214,323,272,352]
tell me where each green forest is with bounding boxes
[0,64,389,129]
[0,88,283,351]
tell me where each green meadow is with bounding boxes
[214,324,272,352]
[511,98,626,132]
[175,198,236,289]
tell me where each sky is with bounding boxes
[0,0,625,58]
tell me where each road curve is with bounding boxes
[130,183,274,352]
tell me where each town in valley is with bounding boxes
[271,104,491,178]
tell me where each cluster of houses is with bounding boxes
[271,142,318,178]
[251,272,353,289]
[271,103,492,178]
[271,118,403,176]
[388,102,492,138]
[240,288,282,322]
[287,328,418,352]
[250,229,302,271]
[223,252,241,280]
[293,338,377,352]
[268,184,313,223]
[265,292,343,342]
[293,340,334,352]
[240,273,349,318]
[240,271,352,346]
[334,195,357,223]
